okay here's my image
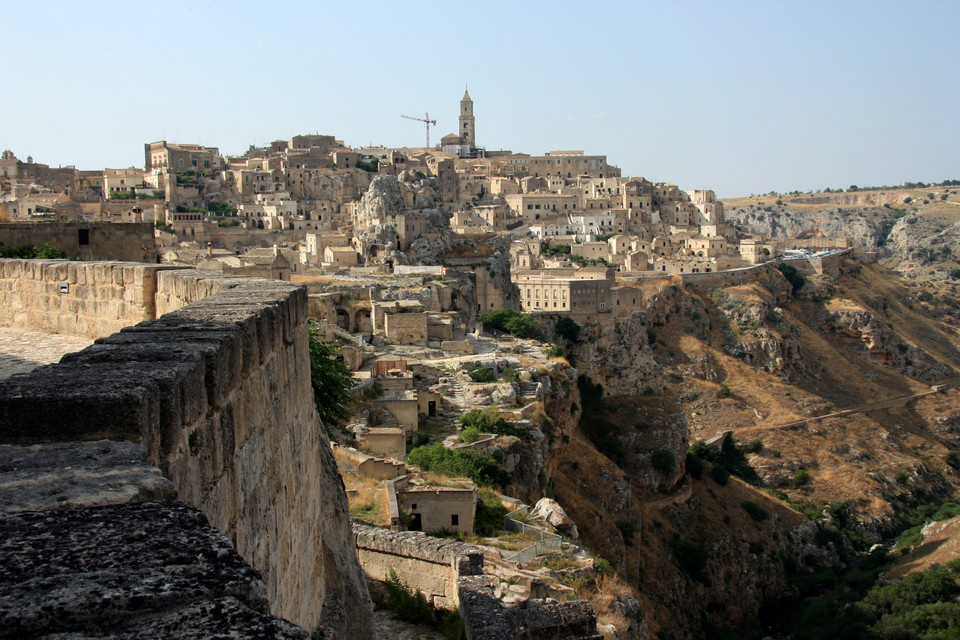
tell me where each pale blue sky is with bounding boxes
[3,0,957,197]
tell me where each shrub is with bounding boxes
[466,363,495,383]
[793,468,811,487]
[308,326,355,426]
[481,308,543,340]
[615,519,636,545]
[500,365,521,383]
[458,426,481,443]
[651,449,676,474]
[555,316,581,342]
[718,383,731,398]
[680,390,701,403]
[711,465,730,485]
[778,263,806,294]
[946,451,960,469]
[742,501,769,522]
[406,444,510,488]
[474,488,507,536]
[745,439,763,454]
[685,452,705,479]
[545,344,564,357]
[384,568,431,623]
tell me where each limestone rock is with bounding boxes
[0,501,307,639]
[530,498,579,539]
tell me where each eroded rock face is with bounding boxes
[823,308,952,381]
[353,173,454,266]
[0,501,308,639]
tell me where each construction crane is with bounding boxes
[401,112,437,149]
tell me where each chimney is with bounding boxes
[273,243,279,257]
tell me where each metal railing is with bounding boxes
[502,506,562,563]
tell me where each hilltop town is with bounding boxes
[3,91,960,640]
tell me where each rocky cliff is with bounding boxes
[539,257,960,638]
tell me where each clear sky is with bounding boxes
[3,0,957,197]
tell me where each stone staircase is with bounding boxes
[515,381,540,401]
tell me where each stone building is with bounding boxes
[395,479,477,535]
[144,141,221,172]
[513,266,614,314]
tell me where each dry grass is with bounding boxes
[887,516,960,580]
[343,475,390,527]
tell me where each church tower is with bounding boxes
[459,87,475,149]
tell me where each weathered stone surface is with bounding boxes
[0,441,175,513]
[458,575,514,640]
[530,498,578,538]
[0,501,305,639]
[505,600,602,639]
[0,263,376,638]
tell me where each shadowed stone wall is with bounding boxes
[0,259,374,638]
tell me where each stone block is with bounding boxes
[0,441,176,513]
[0,362,160,446]
[0,501,307,639]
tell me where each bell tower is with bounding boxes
[459,87,475,149]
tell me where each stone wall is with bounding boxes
[0,260,374,638]
[354,525,483,610]
[0,222,158,263]
[0,259,180,338]
[384,311,428,344]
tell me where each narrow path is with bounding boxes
[0,328,94,381]
[748,382,956,432]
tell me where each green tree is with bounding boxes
[554,316,580,342]
[308,324,355,427]
[778,263,806,294]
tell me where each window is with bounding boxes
[451,514,459,526]
[78,229,89,246]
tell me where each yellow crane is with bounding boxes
[401,113,437,149]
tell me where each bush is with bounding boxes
[946,451,960,469]
[474,488,507,536]
[458,426,481,443]
[685,452,705,479]
[793,468,812,487]
[680,390,701,403]
[615,519,636,545]
[718,383,731,398]
[384,568,431,623]
[651,449,676,474]
[308,325,355,426]
[745,439,763,454]
[778,263,806,294]
[545,344,564,357]
[742,501,769,522]
[554,316,581,342]
[465,363,495,383]
[406,444,510,488]
[711,465,730,485]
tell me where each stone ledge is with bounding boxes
[0,500,306,639]
[0,441,176,514]
[354,524,483,574]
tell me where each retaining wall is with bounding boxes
[0,259,374,638]
[354,524,483,610]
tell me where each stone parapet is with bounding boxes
[354,525,482,609]
[0,263,374,638]
[0,259,183,338]
[0,500,308,639]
